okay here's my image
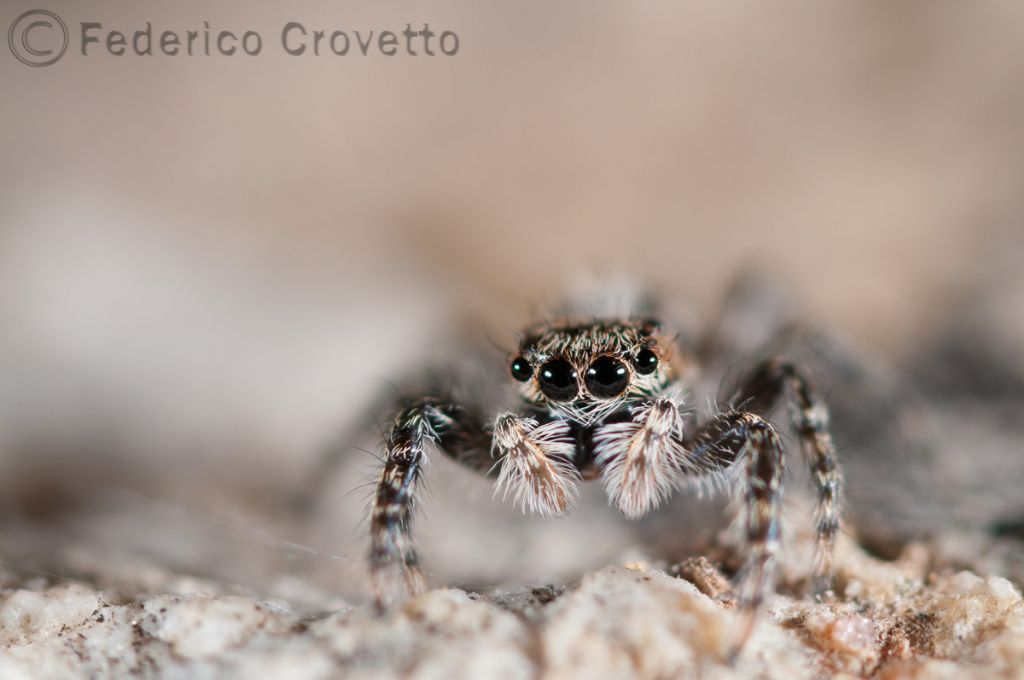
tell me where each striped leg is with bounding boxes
[591,398,787,613]
[733,358,842,593]
[369,398,488,609]
[681,411,786,654]
[682,413,787,605]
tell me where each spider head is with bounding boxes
[508,318,673,423]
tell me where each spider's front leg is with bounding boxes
[370,401,578,608]
[681,411,786,610]
[594,396,786,650]
[369,397,489,608]
[680,410,787,657]
[595,398,786,606]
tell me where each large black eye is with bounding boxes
[538,358,578,401]
[585,356,629,398]
[633,349,659,375]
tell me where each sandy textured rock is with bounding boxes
[0,538,1021,680]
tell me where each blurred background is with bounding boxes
[1,1,1022,608]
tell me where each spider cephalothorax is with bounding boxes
[509,319,676,424]
[494,318,688,514]
[363,301,844,653]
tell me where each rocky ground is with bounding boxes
[0,524,1021,679]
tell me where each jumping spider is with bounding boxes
[368,310,841,640]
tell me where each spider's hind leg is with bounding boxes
[733,358,842,594]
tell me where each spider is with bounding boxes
[367,304,842,643]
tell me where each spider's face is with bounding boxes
[508,318,674,424]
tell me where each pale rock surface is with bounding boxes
[0,534,1021,680]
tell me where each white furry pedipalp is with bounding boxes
[594,397,689,519]
[492,414,580,516]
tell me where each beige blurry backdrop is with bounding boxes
[1,1,1023,599]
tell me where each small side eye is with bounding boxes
[639,318,662,336]
[510,356,532,382]
[633,349,659,375]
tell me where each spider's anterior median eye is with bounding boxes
[538,358,578,401]
[586,356,629,398]
[510,356,532,382]
[633,349,659,375]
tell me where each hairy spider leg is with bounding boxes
[369,398,489,608]
[370,399,577,608]
[733,358,842,593]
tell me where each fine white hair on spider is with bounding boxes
[492,415,579,516]
[593,395,689,519]
[363,293,843,656]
